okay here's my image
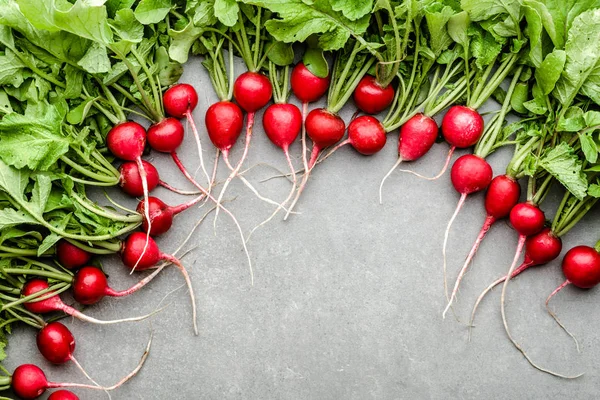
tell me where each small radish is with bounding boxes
[107,121,153,259]
[119,160,159,197]
[136,195,205,236]
[11,364,104,399]
[48,390,79,400]
[290,62,330,104]
[22,279,156,325]
[327,116,387,156]
[545,245,600,350]
[205,101,244,154]
[441,154,492,300]
[353,75,394,115]
[443,175,520,315]
[162,83,211,186]
[213,71,272,222]
[121,232,198,334]
[56,241,91,270]
[36,322,103,390]
[147,117,184,153]
[379,113,439,202]
[72,265,166,305]
[283,108,346,219]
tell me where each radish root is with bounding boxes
[545,280,580,352]
[379,158,403,204]
[398,146,455,181]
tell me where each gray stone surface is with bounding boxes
[4,57,600,399]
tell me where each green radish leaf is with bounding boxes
[557,106,586,132]
[470,28,502,68]
[244,0,370,51]
[0,91,13,114]
[0,103,69,171]
[588,183,600,197]
[134,0,172,25]
[0,50,26,88]
[330,0,373,21]
[539,141,588,199]
[303,48,329,78]
[425,5,455,55]
[543,0,600,48]
[510,82,529,114]
[77,42,111,74]
[106,0,136,17]
[192,1,218,26]
[111,9,144,43]
[460,0,520,22]
[535,50,565,95]
[267,41,294,66]
[67,97,97,125]
[0,208,39,231]
[523,4,543,67]
[447,11,470,46]
[580,133,598,163]
[553,9,600,107]
[214,0,239,26]
[584,111,600,127]
[168,22,205,64]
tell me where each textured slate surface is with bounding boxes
[4,57,600,399]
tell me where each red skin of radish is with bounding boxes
[119,160,159,197]
[485,175,521,219]
[353,76,394,115]
[205,101,244,153]
[290,63,330,103]
[163,83,198,118]
[121,232,162,270]
[136,196,199,236]
[147,118,184,153]
[48,391,79,400]
[450,154,493,194]
[72,267,111,305]
[56,241,91,270]
[509,202,545,236]
[233,72,273,113]
[441,106,484,148]
[12,364,50,399]
[398,113,439,161]
[305,108,346,150]
[36,322,75,364]
[347,116,387,155]
[22,280,67,314]
[525,228,562,266]
[106,121,146,161]
[48,390,79,400]
[263,103,302,151]
[562,246,600,288]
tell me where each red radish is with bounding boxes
[147,117,184,153]
[56,241,91,270]
[205,101,244,154]
[48,390,79,400]
[284,108,346,220]
[163,83,198,119]
[163,83,210,186]
[72,265,166,305]
[11,364,104,399]
[121,232,198,334]
[107,121,152,264]
[136,195,205,236]
[510,203,546,236]
[213,72,272,222]
[22,279,155,325]
[290,62,330,103]
[545,246,600,350]
[346,116,387,155]
[119,160,159,197]
[353,76,394,115]
[36,322,102,389]
[443,175,520,316]
[441,155,492,300]
[233,72,273,113]
[425,106,485,181]
[379,113,439,203]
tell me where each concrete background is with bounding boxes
[4,57,600,399]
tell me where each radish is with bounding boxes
[56,241,91,270]
[36,322,103,391]
[162,83,211,186]
[136,195,205,236]
[72,265,166,305]
[118,160,159,197]
[442,175,520,314]
[147,117,184,153]
[545,245,600,350]
[353,75,395,115]
[290,62,330,104]
[48,390,79,400]
[325,116,387,157]
[213,71,272,222]
[440,154,492,300]
[107,121,153,263]
[379,113,439,203]
[21,279,156,325]
[121,232,198,334]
